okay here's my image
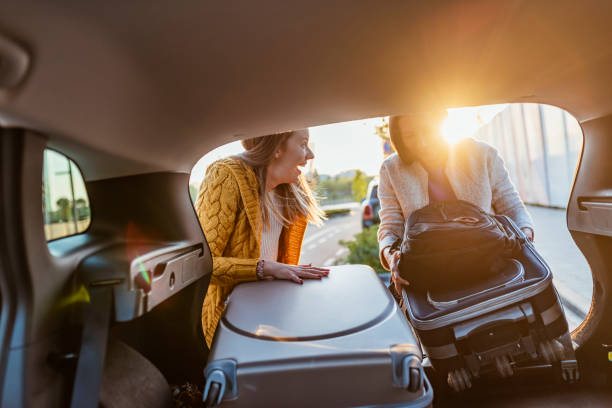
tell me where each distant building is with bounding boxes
[473,104,581,208]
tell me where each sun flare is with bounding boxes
[441,110,481,145]
[441,105,507,145]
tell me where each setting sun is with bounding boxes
[441,105,507,144]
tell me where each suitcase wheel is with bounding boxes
[538,339,565,364]
[494,354,514,378]
[407,362,422,393]
[447,368,472,392]
[561,360,580,383]
[203,359,236,406]
[395,354,423,392]
[204,382,222,408]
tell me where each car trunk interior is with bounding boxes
[1,1,612,406]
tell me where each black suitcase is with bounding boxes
[401,215,579,391]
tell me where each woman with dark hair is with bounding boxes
[378,112,534,289]
[195,129,328,347]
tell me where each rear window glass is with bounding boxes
[43,149,91,241]
[371,185,378,200]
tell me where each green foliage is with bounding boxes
[74,198,90,220]
[375,117,389,140]
[314,171,373,204]
[189,184,199,204]
[50,196,90,222]
[339,225,386,274]
[315,177,353,201]
[324,208,351,217]
[352,170,368,202]
[56,197,71,222]
[56,197,70,208]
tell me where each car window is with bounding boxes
[43,149,91,241]
[371,185,378,200]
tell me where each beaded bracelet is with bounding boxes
[256,259,265,280]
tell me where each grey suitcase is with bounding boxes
[203,264,433,407]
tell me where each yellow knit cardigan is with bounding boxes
[195,157,307,347]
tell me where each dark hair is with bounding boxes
[388,111,448,165]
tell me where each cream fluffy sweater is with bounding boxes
[377,138,534,269]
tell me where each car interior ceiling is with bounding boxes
[1,1,612,407]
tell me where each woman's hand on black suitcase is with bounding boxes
[388,250,410,290]
[521,227,534,242]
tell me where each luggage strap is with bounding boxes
[70,285,113,408]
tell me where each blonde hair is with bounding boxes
[239,132,325,227]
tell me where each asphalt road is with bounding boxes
[299,205,592,332]
[526,205,592,331]
[299,210,362,267]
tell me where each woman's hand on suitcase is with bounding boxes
[388,250,410,289]
[263,261,330,284]
[521,227,534,242]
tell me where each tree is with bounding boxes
[75,198,90,220]
[374,117,389,139]
[315,177,353,202]
[56,197,71,222]
[352,170,368,202]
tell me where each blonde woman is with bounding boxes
[195,129,328,347]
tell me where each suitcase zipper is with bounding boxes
[408,217,495,235]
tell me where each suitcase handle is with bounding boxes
[453,303,535,341]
